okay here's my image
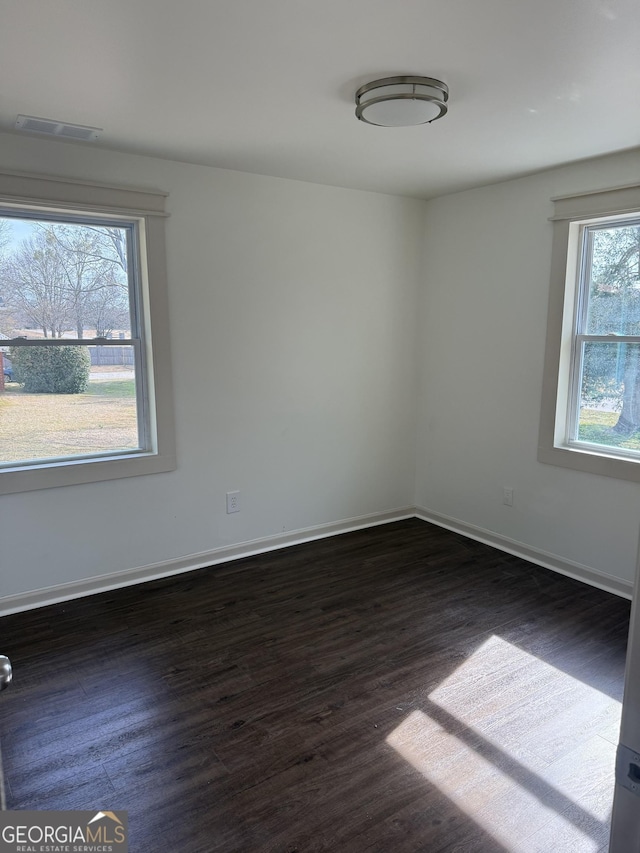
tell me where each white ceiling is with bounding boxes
[1,0,639,199]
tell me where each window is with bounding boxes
[0,170,175,494]
[539,183,640,481]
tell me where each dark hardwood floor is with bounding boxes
[0,519,630,852]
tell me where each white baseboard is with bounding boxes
[2,504,632,616]
[0,507,415,616]
[415,505,634,600]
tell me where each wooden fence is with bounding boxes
[88,346,134,366]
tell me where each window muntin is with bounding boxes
[0,209,153,469]
[566,217,640,458]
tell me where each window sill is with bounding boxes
[0,449,176,495]
[538,442,640,482]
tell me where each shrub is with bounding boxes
[10,346,91,393]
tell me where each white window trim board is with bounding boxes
[538,182,640,481]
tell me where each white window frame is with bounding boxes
[0,169,176,495]
[539,182,640,482]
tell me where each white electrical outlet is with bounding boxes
[226,490,240,513]
[503,487,514,507]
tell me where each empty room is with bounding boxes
[1,1,640,851]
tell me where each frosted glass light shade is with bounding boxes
[355,76,449,127]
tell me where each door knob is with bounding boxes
[0,656,12,691]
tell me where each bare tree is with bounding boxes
[0,221,130,339]
[2,230,73,337]
[40,224,128,338]
[83,226,128,273]
[86,284,130,337]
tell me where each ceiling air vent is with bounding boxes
[15,115,101,141]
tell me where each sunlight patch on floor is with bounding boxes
[386,635,619,851]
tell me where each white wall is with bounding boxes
[3,131,639,604]
[0,133,422,600]
[415,148,640,585]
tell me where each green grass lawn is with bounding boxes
[0,378,139,462]
[83,379,136,397]
[578,409,640,450]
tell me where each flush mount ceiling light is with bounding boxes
[355,76,449,127]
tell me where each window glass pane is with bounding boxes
[576,341,640,451]
[585,222,640,335]
[0,216,131,340]
[0,345,140,466]
[0,211,148,470]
